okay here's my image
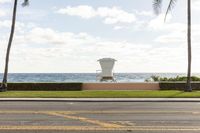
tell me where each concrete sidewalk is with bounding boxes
[0,98,200,102]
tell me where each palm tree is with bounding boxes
[0,0,29,92]
[153,0,192,92]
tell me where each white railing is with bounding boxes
[96,70,102,81]
[96,70,117,82]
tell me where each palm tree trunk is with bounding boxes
[185,0,192,92]
[0,0,18,92]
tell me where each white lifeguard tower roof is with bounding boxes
[98,58,117,62]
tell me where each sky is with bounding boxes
[0,0,200,73]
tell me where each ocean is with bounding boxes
[0,73,199,83]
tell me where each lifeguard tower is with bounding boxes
[97,58,117,82]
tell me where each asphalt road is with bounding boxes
[0,102,200,133]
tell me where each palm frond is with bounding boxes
[153,0,162,15]
[164,0,176,21]
[22,0,29,7]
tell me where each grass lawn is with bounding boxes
[0,90,200,98]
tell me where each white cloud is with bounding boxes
[154,31,186,43]
[135,10,153,17]
[0,20,11,28]
[113,26,124,30]
[2,1,200,73]
[0,20,26,31]
[148,14,177,31]
[0,0,10,3]
[192,0,200,11]
[18,27,98,45]
[154,24,200,44]
[1,26,159,72]
[2,11,200,73]
[0,9,6,17]
[0,25,193,73]
[56,5,136,25]
[97,7,136,24]
[55,5,96,19]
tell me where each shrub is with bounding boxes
[159,82,200,90]
[7,83,82,91]
[146,75,200,82]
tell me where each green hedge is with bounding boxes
[159,82,200,90]
[146,76,200,82]
[7,83,82,91]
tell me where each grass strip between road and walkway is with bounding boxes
[0,90,200,98]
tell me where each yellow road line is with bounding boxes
[46,112,124,128]
[0,110,199,131]
[0,126,199,131]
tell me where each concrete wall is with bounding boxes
[83,83,160,90]
[7,82,160,91]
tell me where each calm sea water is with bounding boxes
[0,73,200,83]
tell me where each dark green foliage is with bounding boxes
[7,83,82,91]
[22,0,29,6]
[146,76,200,90]
[153,0,162,15]
[153,0,177,21]
[146,76,200,82]
[159,82,200,90]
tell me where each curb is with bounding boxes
[0,98,200,102]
